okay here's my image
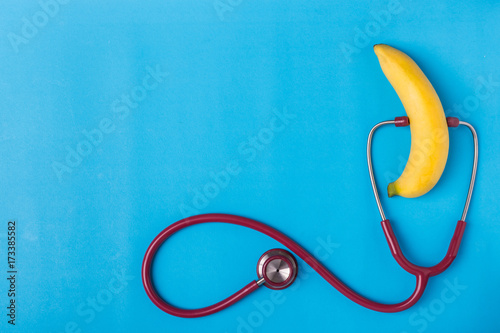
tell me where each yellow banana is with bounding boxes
[373,44,449,198]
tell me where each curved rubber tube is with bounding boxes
[142,214,466,317]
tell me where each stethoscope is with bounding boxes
[142,115,478,318]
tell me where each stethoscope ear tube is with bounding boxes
[142,117,477,318]
[367,117,478,222]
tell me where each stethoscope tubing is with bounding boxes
[142,213,465,317]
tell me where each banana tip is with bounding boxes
[387,182,398,198]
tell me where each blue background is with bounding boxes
[0,0,499,332]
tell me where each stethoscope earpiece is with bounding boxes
[256,249,298,290]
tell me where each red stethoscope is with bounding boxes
[142,116,478,318]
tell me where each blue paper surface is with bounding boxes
[0,1,499,332]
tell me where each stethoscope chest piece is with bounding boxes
[257,249,298,290]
